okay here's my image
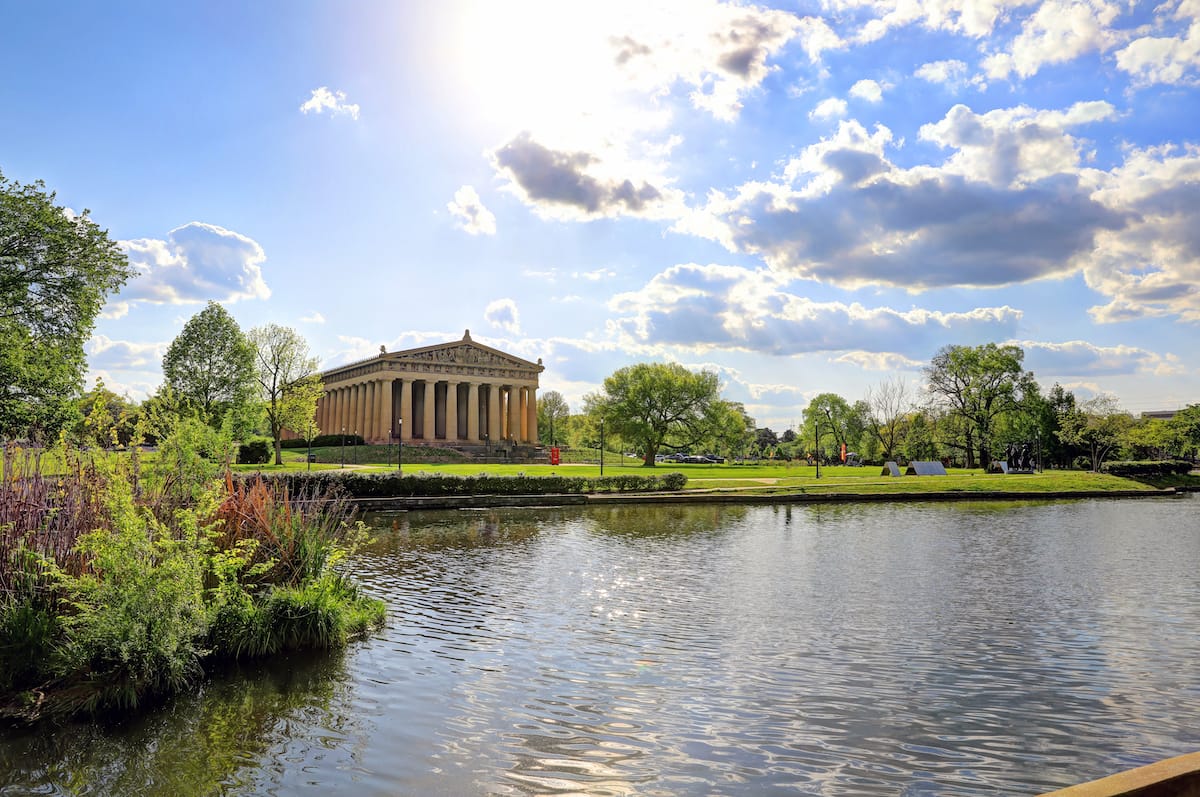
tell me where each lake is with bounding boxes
[2,496,1198,795]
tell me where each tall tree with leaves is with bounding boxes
[924,343,1032,468]
[536,390,570,446]
[162,301,256,425]
[1057,395,1133,472]
[0,171,132,439]
[584,362,726,466]
[248,324,323,465]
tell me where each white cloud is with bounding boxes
[484,298,522,334]
[983,0,1122,80]
[299,86,360,119]
[914,59,984,91]
[1115,0,1200,86]
[1017,339,1185,376]
[1082,143,1200,322]
[446,186,497,235]
[117,222,271,307]
[677,103,1131,293]
[86,335,168,370]
[833,351,925,371]
[608,262,1023,357]
[492,132,683,221]
[809,97,848,120]
[849,79,885,102]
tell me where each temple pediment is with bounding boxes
[387,340,541,372]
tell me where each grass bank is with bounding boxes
[242,450,1193,496]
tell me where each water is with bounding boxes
[2,497,1198,795]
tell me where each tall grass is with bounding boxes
[0,442,384,722]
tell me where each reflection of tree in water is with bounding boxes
[584,503,748,539]
[0,650,361,793]
[362,509,560,552]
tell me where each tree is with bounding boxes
[248,324,322,465]
[802,393,862,461]
[71,378,139,448]
[1057,395,1133,471]
[1169,404,1200,460]
[584,362,726,466]
[863,377,912,461]
[162,301,256,425]
[0,171,132,439]
[536,390,570,446]
[924,343,1031,468]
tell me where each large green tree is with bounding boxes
[802,393,864,461]
[536,390,570,446]
[162,301,256,425]
[924,343,1032,468]
[248,324,322,465]
[0,171,132,439]
[1057,395,1133,471]
[584,362,726,466]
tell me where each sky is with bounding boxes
[3,0,1198,432]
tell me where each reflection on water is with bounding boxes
[2,497,1198,795]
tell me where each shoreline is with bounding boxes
[353,486,1189,512]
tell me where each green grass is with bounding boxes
[258,456,1179,494]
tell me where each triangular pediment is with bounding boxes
[387,339,540,371]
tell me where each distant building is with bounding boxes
[317,330,544,445]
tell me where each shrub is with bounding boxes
[241,471,689,499]
[1100,460,1194,477]
[237,439,271,465]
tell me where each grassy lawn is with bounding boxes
[244,450,1169,493]
[13,445,1182,494]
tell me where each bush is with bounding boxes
[1100,460,1194,477]
[237,439,271,464]
[241,470,689,498]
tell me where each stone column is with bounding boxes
[399,379,412,441]
[423,380,436,441]
[377,378,393,444]
[354,383,365,440]
[467,382,479,442]
[487,384,500,444]
[445,381,459,441]
[507,385,520,444]
[364,381,376,442]
[527,385,538,444]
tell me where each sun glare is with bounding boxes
[445,0,649,148]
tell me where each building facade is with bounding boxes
[316,331,544,445]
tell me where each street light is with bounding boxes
[814,418,822,479]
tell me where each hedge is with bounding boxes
[236,471,688,498]
[281,434,365,449]
[1100,460,1194,477]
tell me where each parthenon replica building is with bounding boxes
[316,331,543,446]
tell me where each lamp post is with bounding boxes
[814,419,822,479]
[306,422,313,472]
[340,427,345,469]
[397,419,403,475]
[599,418,605,477]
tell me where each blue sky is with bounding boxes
[3,0,1198,431]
